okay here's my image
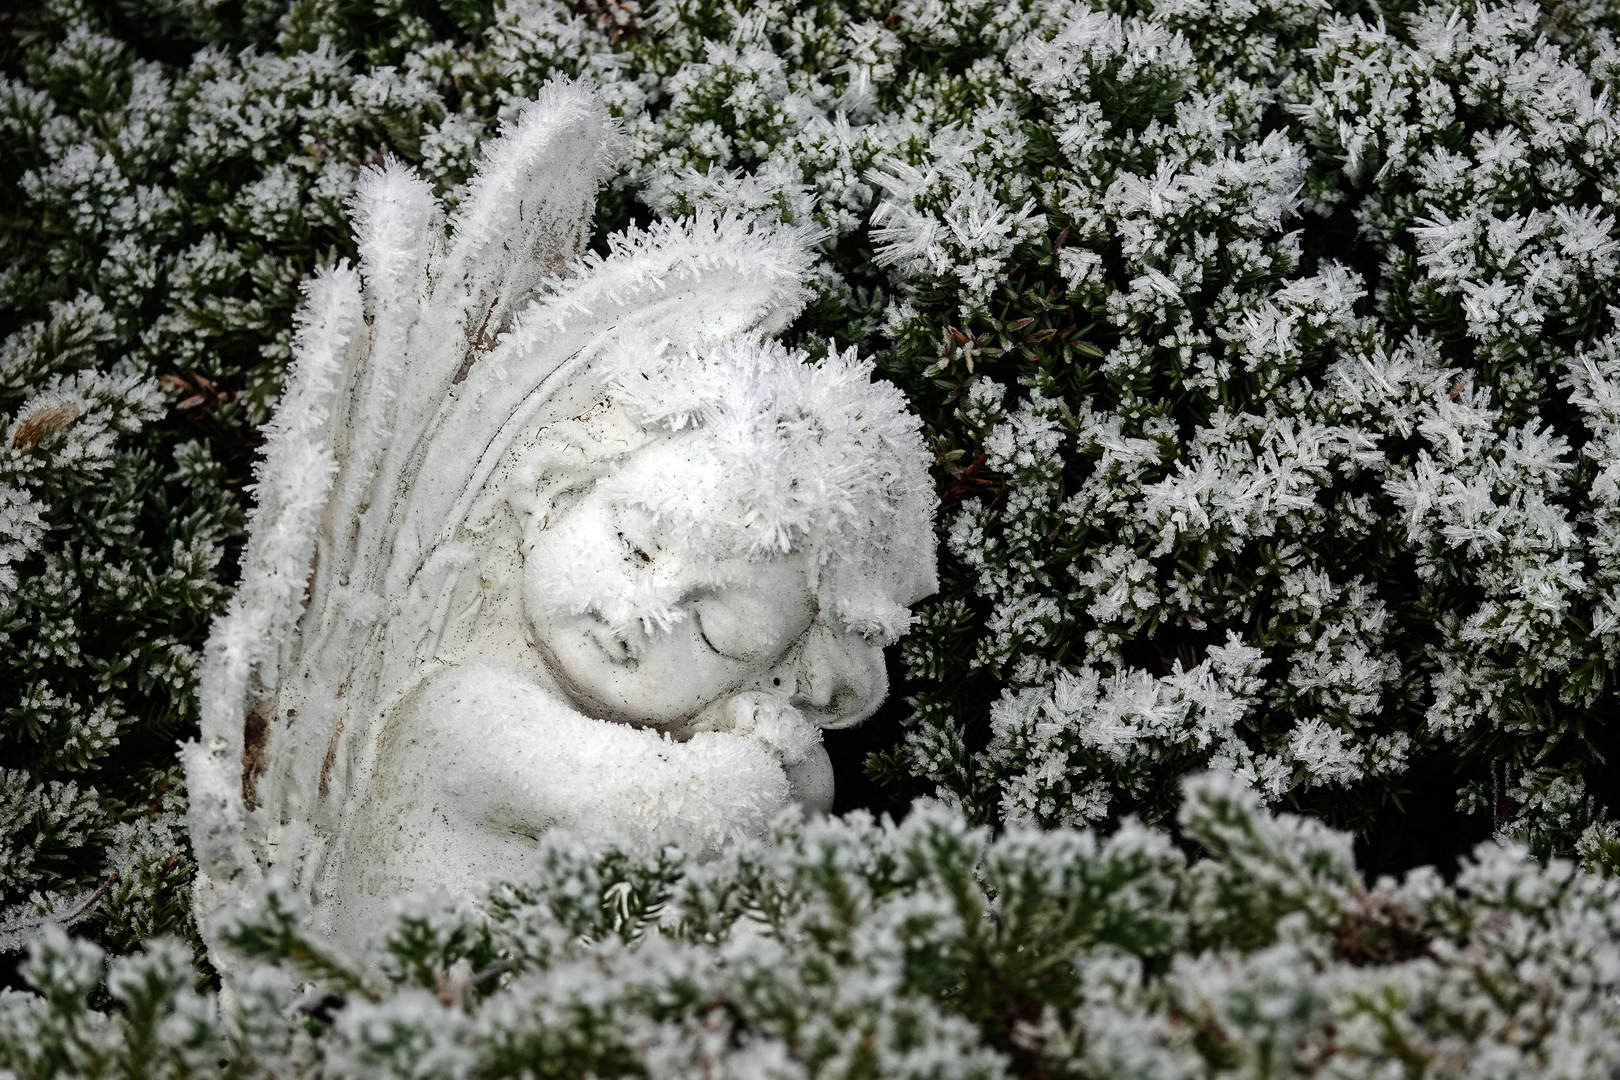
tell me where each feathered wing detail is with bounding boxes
[187,82,615,939]
[439,80,624,330]
[258,84,627,900]
[185,266,362,942]
[306,164,443,633]
[244,165,449,898]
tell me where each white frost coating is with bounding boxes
[185,82,938,967]
[185,267,360,901]
[0,482,44,602]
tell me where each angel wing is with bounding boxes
[184,80,817,959]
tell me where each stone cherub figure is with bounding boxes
[184,82,937,960]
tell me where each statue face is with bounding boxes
[522,436,816,726]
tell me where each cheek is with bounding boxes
[634,623,749,688]
[538,616,750,723]
[628,665,738,724]
[619,623,769,722]
[524,524,700,637]
[524,531,643,635]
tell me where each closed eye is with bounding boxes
[685,592,723,656]
[688,588,806,664]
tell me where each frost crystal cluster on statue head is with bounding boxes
[182,81,937,970]
[595,337,935,646]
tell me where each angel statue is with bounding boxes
[183,81,938,962]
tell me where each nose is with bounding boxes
[786,627,889,729]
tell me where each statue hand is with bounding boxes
[685,691,821,767]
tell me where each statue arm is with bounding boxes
[405,664,793,854]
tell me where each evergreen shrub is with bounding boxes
[6,0,1620,1065]
[5,776,1620,1079]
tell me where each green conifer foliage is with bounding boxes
[866,0,1620,867]
[5,777,1620,1079]
[5,0,1620,962]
